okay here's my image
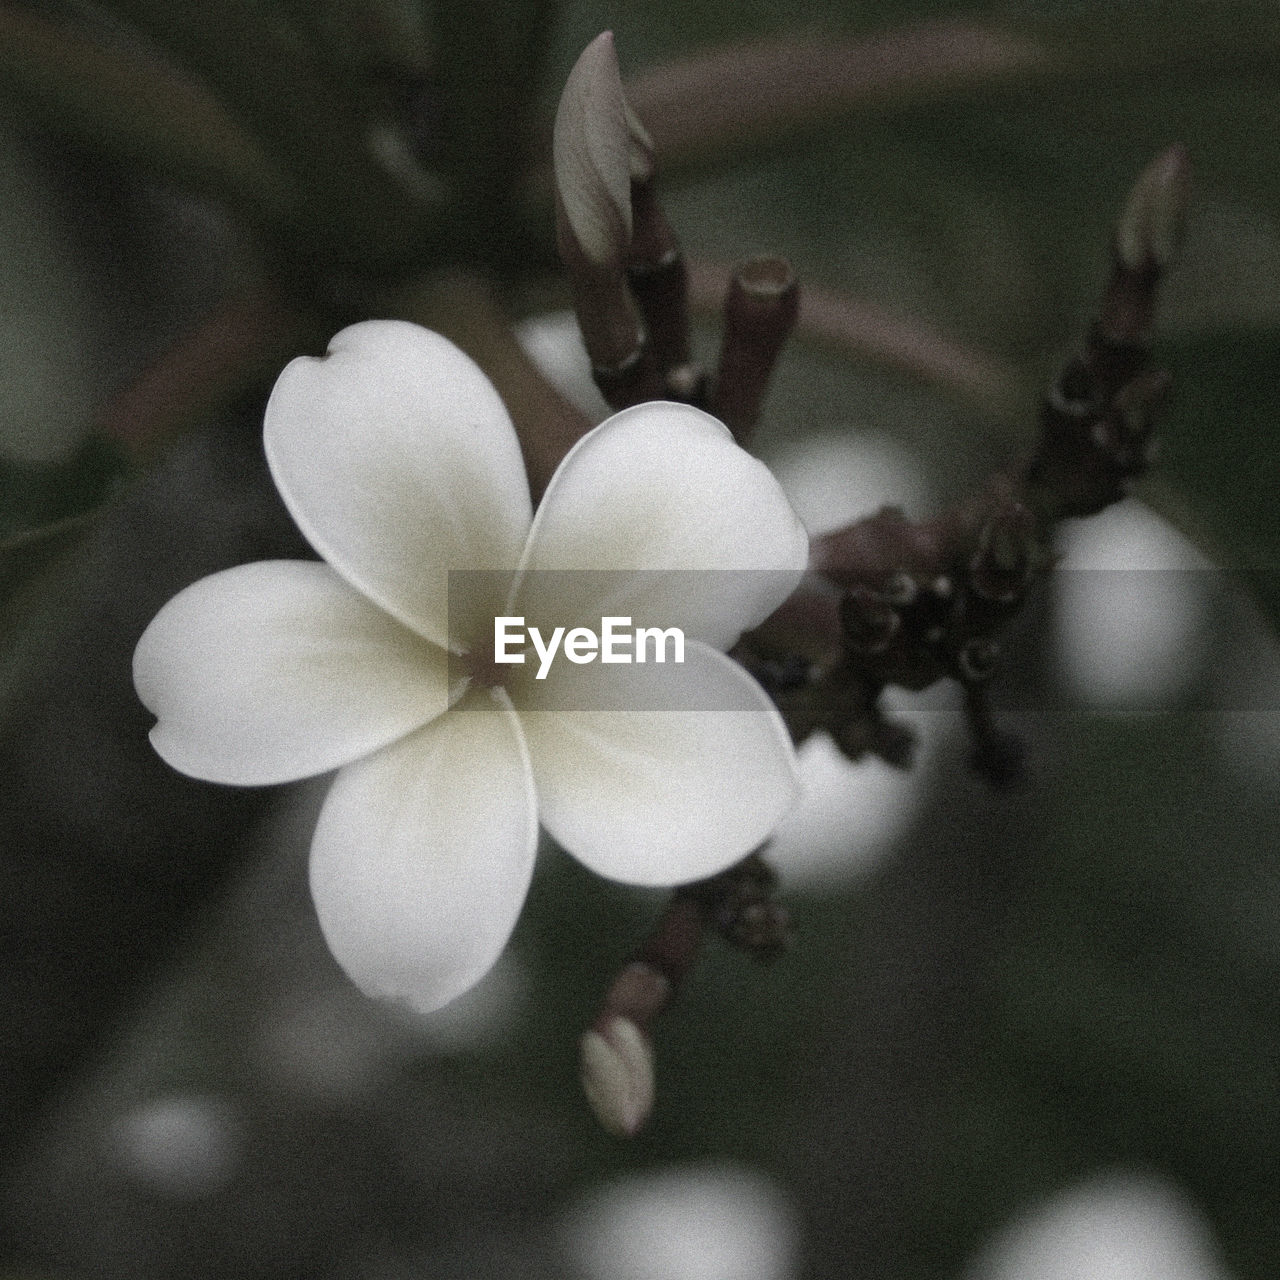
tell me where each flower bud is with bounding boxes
[713,256,800,444]
[1115,144,1191,272]
[580,1016,654,1138]
[1112,368,1171,441]
[840,585,900,655]
[554,32,633,269]
[957,637,1000,683]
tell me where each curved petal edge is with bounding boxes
[264,321,532,650]
[519,640,800,886]
[310,690,539,1013]
[133,560,449,786]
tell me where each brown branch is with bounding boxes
[580,852,787,1137]
[94,291,306,459]
[624,22,1047,166]
[627,174,693,382]
[747,147,1189,785]
[710,257,800,446]
[622,22,1274,173]
[687,260,1022,418]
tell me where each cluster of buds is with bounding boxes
[771,494,1040,785]
[751,144,1189,787]
[559,33,1190,1137]
[1027,145,1188,521]
[553,33,799,443]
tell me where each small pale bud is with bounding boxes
[1115,144,1191,271]
[554,32,633,267]
[957,637,999,683]
[840,586,899,655]
[580,1016,654,1138]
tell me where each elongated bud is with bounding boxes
[580,1016,654,1138]
[554,32,633,268]
[1115,144,1191,272]
[553,33,649,385]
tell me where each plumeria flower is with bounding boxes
[134,321,808,1013]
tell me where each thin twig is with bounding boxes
[94,291,305,458]
[623,21,1275,170]
[580,851,787,1137]
[624,22,1048,165]
[752,148,1188,780]
[687,260,1022,419]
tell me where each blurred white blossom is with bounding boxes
[766,428,931,536]
[562,1161,798,1280]
[111,1094,239,1200]
[1055,498,1211,709]
[766,429,940,886]
[769,686,952,889]
[514,310,611,423]
[964,1169,1233,1280]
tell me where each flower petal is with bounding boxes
[309,690,538,1014]
[516,640,800,885]
[264,321,532,650]
[134,560,449,785]
[515,401,808,650]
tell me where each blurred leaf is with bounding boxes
[0,510,97,611]
[1145,330,1280,631]
[0,436,126,544]
[430,0,562,265]
[0,6,291,222]
[0,436,123,645]
[992,713,1280,1278]
[99,0,440,273]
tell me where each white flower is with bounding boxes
[134,321,808,1013]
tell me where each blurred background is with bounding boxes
[1,0,1278,1276]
